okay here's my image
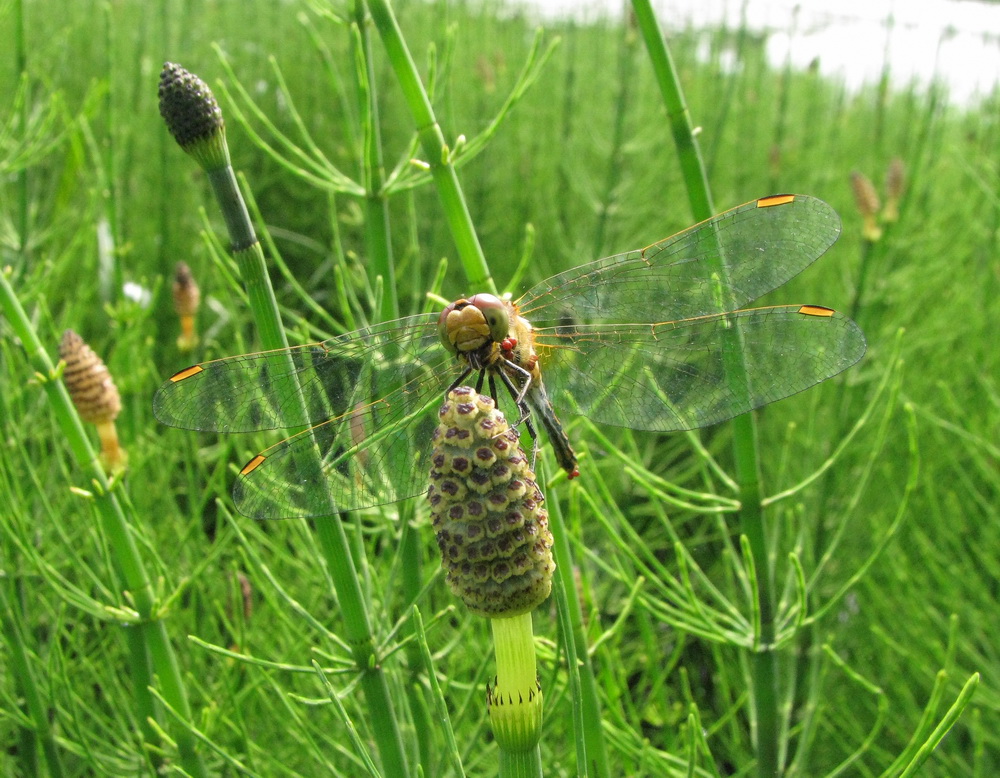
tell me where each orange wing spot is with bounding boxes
[757,194,796,208]
[170,364,204,382]
[240,454,267,476]
[798,304,835,317]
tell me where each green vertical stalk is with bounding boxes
[365,0,497,294]
[312,520,409,776]
[344,15,427,762]
[556,20,578,235]
[630,2,779,775]
[8,7,45,770]
[400,505,434,775]
[630,0,713,219]
[0,272,208,778]
[219,151,412,778]
[14,0,29,260]
[849,238,875,325]
[592,20,637,256]
[123,620,160,768]
[547,481,611,777]
[352,2,399,322]
[1,579,66,778]
[158,63,408,776]
[491,613,543,778]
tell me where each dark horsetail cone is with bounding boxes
[158,62,228,169]
[428,387,555,618]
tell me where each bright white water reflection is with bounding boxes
[515,0,1000,105]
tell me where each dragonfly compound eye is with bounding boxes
[468,294,510,343]
[437,302,462,354]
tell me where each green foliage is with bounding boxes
[1,0,996,775]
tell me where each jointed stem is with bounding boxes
[630,3,779,774]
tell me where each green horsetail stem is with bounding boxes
[631,6,776,774]
[490,612,544,757]
[157,62,409,776]
[158,63,255,251]
[1,263,208,778]
[157,62,283,354]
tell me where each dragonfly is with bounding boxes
[154,194,866,519]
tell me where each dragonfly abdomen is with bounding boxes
[525,379,579,478]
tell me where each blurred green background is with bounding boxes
[2,0,998,775]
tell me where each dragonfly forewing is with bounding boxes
[153,314,441,433]
[535,304,866,431]
[154,314,453,517]
[517,195,841,325]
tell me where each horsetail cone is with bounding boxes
[172,261,201,351]
[428,387,555,618]
[60,330,121,425]
[884,156,906,223]
[59,330,126,473]
[158,62,229,170]
[850,170,883,242]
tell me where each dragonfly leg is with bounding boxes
[492,367,540,467]
[446,366,474,395]
[506,361,533,409]
[487,372,500,406]
[497,363,533,428]
[522,411,540,473]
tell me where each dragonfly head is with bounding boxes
[438,293,510,355]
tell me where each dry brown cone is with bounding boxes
[883,156,906,223]
[851,170,883,242]
[59,330,127,474]
[172,261,201,351]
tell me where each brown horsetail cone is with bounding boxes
[158,62,229,170]
[60,330,121,424]
[59,330,126,473]
[850,170,883,242]
[884,156,906,223]
[428,387,555,618]
[172,261,201,350]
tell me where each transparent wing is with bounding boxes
[518,195,841,325]
[152,194,855,518]
[153,313,441,432]
[153,314,457,518]
[231,375,445,518]
[534,305,866,431]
